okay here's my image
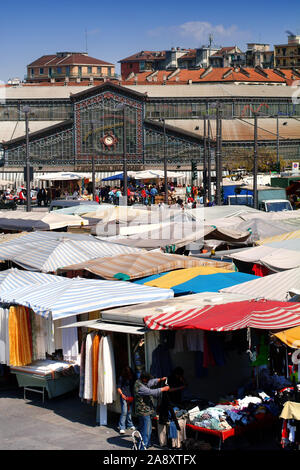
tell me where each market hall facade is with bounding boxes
[2,81,300,174]
[2,82,203,173]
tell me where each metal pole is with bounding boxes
[215,102,222,206]
[123,107,128,203]
[207,118,212,203]
[25,111,31,212]
[91,122,96,201]
[163,118,168,204]
[253,112,258,209]
[219,109,223,204]
[203,115,207,203]
[276,115,279,166]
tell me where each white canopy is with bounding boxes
[227,244,300,272]
[35,172,92,181]
[131,170,185,179]
[0,211,88,231]
[0,179,15,186]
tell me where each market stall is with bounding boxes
[0,269,174,404]
[140,299,300,448]
[35,172,95,199]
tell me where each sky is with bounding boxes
[1,0,300,82]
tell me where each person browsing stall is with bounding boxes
[134,372,185,449]
[117,366,136,435]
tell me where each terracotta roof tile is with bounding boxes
[28,53,114,67]
[122,67,299,85]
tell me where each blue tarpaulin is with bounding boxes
[101,173,124,181]
[135,271,259,295]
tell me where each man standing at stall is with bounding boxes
[134,372,184,449]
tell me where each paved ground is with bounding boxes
[0,374,285,452]
[0,377,134,451]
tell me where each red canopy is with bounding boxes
[144,300,300,331]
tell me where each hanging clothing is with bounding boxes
[61,316,79,362]
[79,336,86,399]
[150,344,173,378]
[8,306,32,367]
[35,314,47,360]
[53,319,62,351]
[186,330,204,352]
[252,263,269,277]
[84,332,95,401]
[92,333,100,404]
[0,307,9,365]
[47,313,55,356]
[99,335,116,405]
[173,331,186,353]
[97,336,104,405]
[203,333,216,368]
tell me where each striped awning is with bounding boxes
[220,267,300,301]
[0,231,142,272]
[0,277,174,320]
[144,300,300,331]
[58,252,229,280]
[0,268,64,291]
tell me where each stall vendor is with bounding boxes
[168,367,187,406]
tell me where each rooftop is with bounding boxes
[123,67,300,86]
[28,52,114,67]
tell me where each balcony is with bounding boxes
[25,72,118,82]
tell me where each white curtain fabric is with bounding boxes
[97,336,104,404]
[54,319,62,351]
[98,335,116,405]
[186,330,204,352]
[35,314,47,360]
[61,315,79,361]
[0,307,9,364]
[83,332,95,401]
[47,313,55,356]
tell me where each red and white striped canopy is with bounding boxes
[144,300,300,331]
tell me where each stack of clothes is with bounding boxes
[188,393,279,431]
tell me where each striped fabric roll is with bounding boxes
[8,306,32,367]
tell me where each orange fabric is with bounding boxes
[92,334,100,404]
[8,306,32,366]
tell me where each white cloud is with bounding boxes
[147,21,246,45]
[179,21,238,41]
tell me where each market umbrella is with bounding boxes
[144,299,300,331]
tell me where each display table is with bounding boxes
[10,360,79,400]
[186,412,275,450]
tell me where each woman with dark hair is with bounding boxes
[117,366,136,434]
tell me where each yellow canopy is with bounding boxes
[274,326,300,349]
[144,266,233,289]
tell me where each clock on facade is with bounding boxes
[100,132,118,150]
